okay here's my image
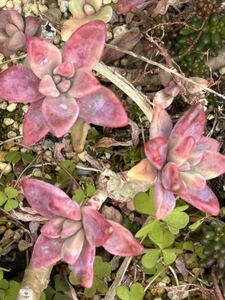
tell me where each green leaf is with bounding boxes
[4,187,18,199]
[54,275,69,292]
[72,188,86,203]
[182,241,194,251]
[0,279,9,289]
[68,272,79,286]
[86,183,96,197]
[40,293,46,300]
[54,294,71,300]
[4,199,18,212]
[0,192,7,206]
[135,220,155,238]
[148,222,175,249]
[174,205,189,212]
[94,256,111,278]
[164,211,189,230]
[0,270,3,281]
[133,191,154,215]
[95,277,108,294]
[4,280,20,300]
[167,225,179,235]
[188,219,204,232]
[5,151,21,164]
[21,153,35,164]
[116,286,130,300]
[162,249,176,265]
[130,283,145,300]
[84,286,96,298]
[141,249,161,269]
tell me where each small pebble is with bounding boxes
[7,131,17,138]
[7,103,17,112]
[0,162,12,174]
[4,118,14,126]
[0,0,7,8]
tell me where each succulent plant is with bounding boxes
[127,104,225,219]
[0,21,128,146]
[201,220,225,279]
[21,178,143,288]
[61,0,113,41]
[0,9,40,57]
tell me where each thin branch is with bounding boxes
[105,44,225,101]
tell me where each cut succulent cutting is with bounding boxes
[21,178,143,288]
[0,21,128,145]
[127,104,225,219]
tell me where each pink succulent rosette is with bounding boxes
[0,21,128,145]
[128,104,225,219]
[21,178,143,288]
[0,9,40,56]
[116,0,146,14]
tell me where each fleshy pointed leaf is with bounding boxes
[161,162,187,194]
[24,16,40,37]
[62,21,106,69]
[145,137,168,170]
[21,178,81,220]
[103,220,144,256]
[68,68,100,98]
[39,75,59,97]
[42,94,79,137]
[0,10,24,31]
[193,151,225,179]
[27,37,62,79]
[70,239,95,288]
[82,206,112,247]
[0,65,42,102]
[117,0,146,14]
[181,171,206,191]
[168,136,195,166]
[77,86,128,127]
[5,31,26,51]
[180,186,220,216]
[150,104,173,139]
[154,175,176,219]
[23,100,49,146]
[61,220,82,239]
[62,229,84,264]
[126,159,157,183]
[194,136,220,152]
[53,62,75,78]
[170,104,205,141]
[31,235,63,268]
[41,217,64,238]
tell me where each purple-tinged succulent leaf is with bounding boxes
[23,100,49,146]
[154,175,176,220]
[42,94,79,137]
[180,186,220,216]
[127,159,157,184]
[21,178,81,220]
[180,171,206,191]
[116,0,146,14]
[77,86,128,127]
[24,16,40,37]
[31,235,63,268]
[82,206,112,247]
[41,217,64,238]
[68,68,100,98]
[5,31,26,51]
[39,75,59,97]
[0,65,42,102]
[0,10,24,31]
[62,229,85,264]
[103,220,144,256]
[62,20,106,69]
[150,104,173,139]
[161,162,187,194]
[194,136,220,152]
[145,137,168,170]
[27,37,62,79]
[193,151,225,180]
[70,239,95,288]
[61,220,82,239]
[53,62,75,78]
[168,136,195,166]
[170,104,205,141]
